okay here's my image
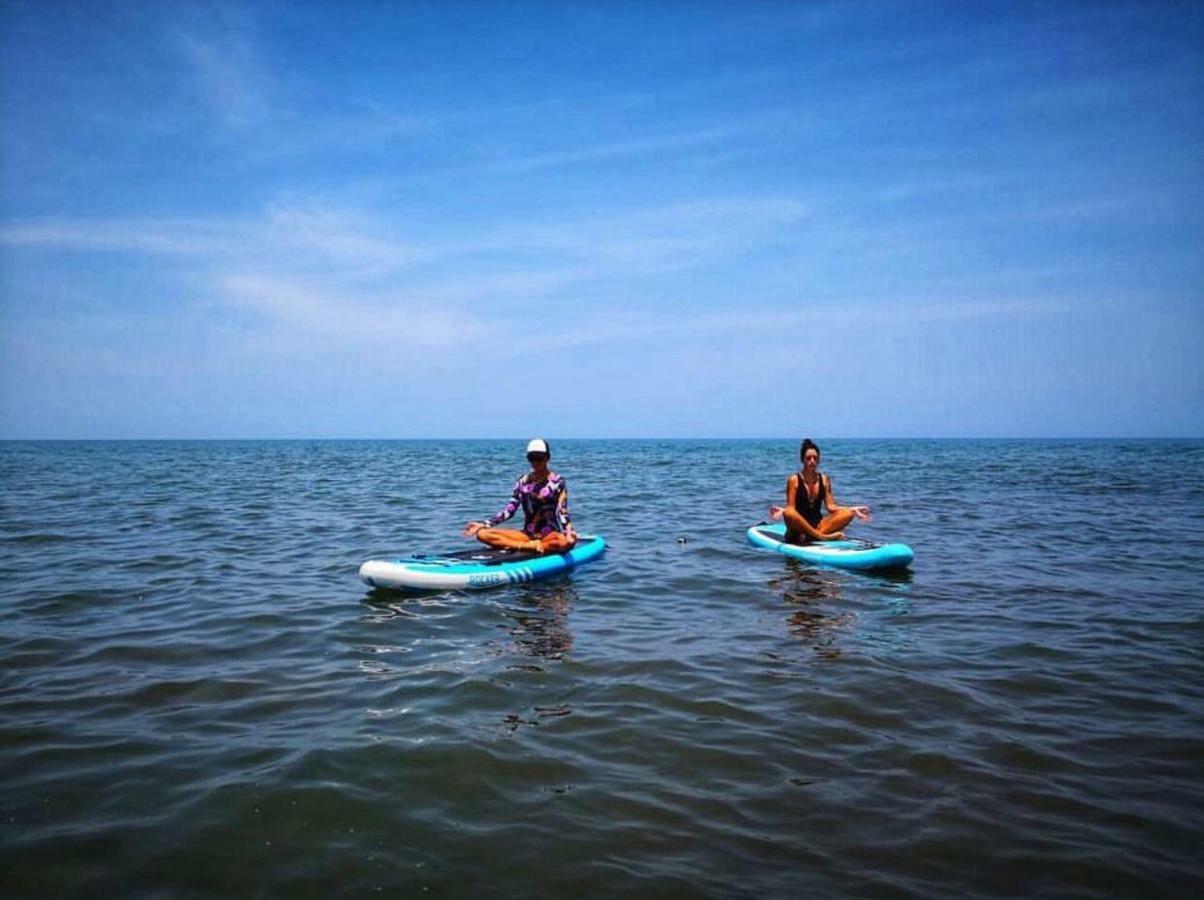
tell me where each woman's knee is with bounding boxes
[476,528,506,544]
[826,510,854,532]
[540,533,574,553]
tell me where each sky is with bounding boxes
[1,0,1201,438]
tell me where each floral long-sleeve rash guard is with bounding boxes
[485,472,572,538]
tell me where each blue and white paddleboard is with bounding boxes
[747,522,913,571]
[360,535,606,592]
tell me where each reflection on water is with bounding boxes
[500,582,576,664]
[357,580,577,666]
[770,562,914,657]
[771,563,853,657]
[501,702,573,736]
[771,560,846,603]
[497,583,577,736]
[353,580,580,739]
[360,589,454,621]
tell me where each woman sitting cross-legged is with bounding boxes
[462,438,577,555]
[771,438,872,543]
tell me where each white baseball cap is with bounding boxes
[526,438,550,456]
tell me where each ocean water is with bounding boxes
[1,439,1202,898]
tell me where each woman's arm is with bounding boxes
[825,475,872,522]
[486,478,523,526]
[823,475,843,513]
[555,478,575,539]
[463,477,522,536]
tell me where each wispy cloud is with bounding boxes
[473,197,810,273]
[174,13,270,131]
[0,205,423,275]
[878,173,1015,202]
[217,274,489,350]
[485,126,748,174]
[169,12,439,163]
[1,193,815,372]
[1,193,809,292]
[521,296,1079,356]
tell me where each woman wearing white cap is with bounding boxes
[462,439,578,554]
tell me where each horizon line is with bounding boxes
[1,435,1200,442]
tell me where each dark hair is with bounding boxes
[799,438,821,462]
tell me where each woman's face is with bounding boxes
[803,449,820,472]
[527,452,549,472]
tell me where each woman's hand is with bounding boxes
[850,506,872,522]
[769,505,785,521]
[462,521,484,538]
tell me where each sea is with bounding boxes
[1,439,1202,898]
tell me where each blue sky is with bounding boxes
[1,0,1201,438]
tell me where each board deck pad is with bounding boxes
[750,526,883,550]
[410,546,544,566]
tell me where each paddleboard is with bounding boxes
[360,534,606,592]
[747,522,913,571]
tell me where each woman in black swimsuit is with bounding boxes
[779,439,872,543]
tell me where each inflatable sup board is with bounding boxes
[360,535,606,592]
[747,522,913,571]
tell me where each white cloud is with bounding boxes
[217,274,489,350]
[485,126,747,174]
[471,197,810,273]
[169,12,439,162]
[1,193,809,296]
[0,207,423,274]
[0,193,812,381]
[879,173,1014,202]
[519,295,1079,355]
[10,193,1085,386]
[175,18,270,130]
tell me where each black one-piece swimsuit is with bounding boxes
[787,471,825,543]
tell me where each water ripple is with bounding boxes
[1,439,1202,897]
